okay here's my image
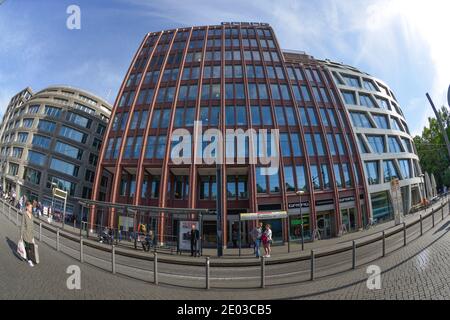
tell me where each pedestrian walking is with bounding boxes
[190,224,200,257]
[232,228,238,248]
[20,201,37,267]
[262,224,273,258]
[251,222,263,258]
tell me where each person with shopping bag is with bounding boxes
[20,201,37,267]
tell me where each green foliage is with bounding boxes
[414,106,450,190]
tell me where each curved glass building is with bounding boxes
[0,86,112,219]
[92,22,422,247]
[323,60,424,222]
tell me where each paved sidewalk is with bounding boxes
[1,200,450,299]
[1,196,447,266]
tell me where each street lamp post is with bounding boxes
[296,190,305,251]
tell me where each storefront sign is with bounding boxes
[315,199,334,206]
[288,202,310,209]
[339,196,355,203]
[239,211,287,221]
[178,221,200,251]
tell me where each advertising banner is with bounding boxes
[240,211,287,221]
[391,179,403,225]
[178,220,199,251]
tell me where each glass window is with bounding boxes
[258,84,268,99]
[367,135,385,153]
[284,166,296,192]
[54,141,83,160]
[155,135,166,159]
[24,168,41,185]
[399,159,412,180]
[359,94,375,108]
[342,91,356,105]
[327,134,336,156]
[319,108,329,126]
[236,106,247,125]
[372,114,388,129]
[307,107,318,126]
[27,150,46,166]
[50,158,79,177]
[145,136,156,159]
[295,165,307,191]
[226,106,235,126]
[251,106,261,125]
[310,165,320,190]
[335,134,345,155]
[44,105,61,118]
[305,134,315,156]
[314,134,325,156]
[341,74,361,88]
[270,84,281,100]
[350,112,373,128]
[37,120,56,133]
[280,133,291,157]
[327,109,337,127]
[269,171,280,193]
[321,164,331,189]
[333,164,343,188]
[275,107,286,126]
[388,136,403,153]
[290,134,302,157]
[365,161,379,185]
[256,167,267,193]
[66,112,91,128]
[60,126,87,143]
[342,163,352,187]
[383,160,400,182]
[299,108,309,126]
[32,134,51,149]
[285,107,296,126]
[261,106,272,125]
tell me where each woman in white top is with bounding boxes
[263,224,273,258]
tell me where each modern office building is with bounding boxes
[0,86,112,219]
[323,60,424,222]
[91,22,422,247]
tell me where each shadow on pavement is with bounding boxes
[434,221,450,235]
[5,237,24,262]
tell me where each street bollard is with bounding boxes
[56,229,60,251]
[39,223,42,242]
[403,223,407,247]
[16,210,18,226]
[442,207,445,221]
[352,241,356,269]
[205,257,210,290]
[310,250,315,281]
[112,246,116,274]
[8,204,11,221]
[260,256,266,289]
[420,215,423,236]
[432,210,435,228]
[80,239,84,263]
[382,231,386,257]
[154,252,158,285]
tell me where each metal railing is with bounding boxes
[2,195,449,290]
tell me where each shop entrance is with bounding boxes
[316,211,334,239]
[340,208,357,233]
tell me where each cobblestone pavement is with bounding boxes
[1,210,450,300]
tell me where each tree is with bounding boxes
[414,105,450,191]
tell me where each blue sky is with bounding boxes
[1,0,449,136]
